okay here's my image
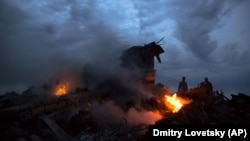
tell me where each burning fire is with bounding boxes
[55,83,68,96]
[164,93,191,113]
[52,75,77,97]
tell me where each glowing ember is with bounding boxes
[164,93,191,113]
[55,84,67,96]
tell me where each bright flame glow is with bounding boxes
[164,93,191,113]
[55,84,67,96]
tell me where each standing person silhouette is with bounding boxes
[178,76,188,96]
[200,77,213,95]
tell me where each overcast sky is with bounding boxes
[0,0,249,98]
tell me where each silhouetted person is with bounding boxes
[200,77,213,95]
[178,76,188,96]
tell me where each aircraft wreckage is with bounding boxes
[0,39,250,141]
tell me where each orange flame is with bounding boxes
[55,83,67,96]
[164,93,191,113]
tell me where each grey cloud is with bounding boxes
[169,0,229,60]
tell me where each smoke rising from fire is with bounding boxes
[0,0,127,94]
[0,0,249,96]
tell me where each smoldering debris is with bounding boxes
[0,41,250,141]
[1,81,250,141]
[0,83,161,141]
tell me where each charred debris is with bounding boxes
[1,39,250,141]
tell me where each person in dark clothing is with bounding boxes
[178,76,188,96]
[200,77,213,95]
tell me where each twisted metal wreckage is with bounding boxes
[0,38,250,141]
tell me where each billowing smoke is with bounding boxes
[0,1,164,129]
[0,0,128,94]
[1,0,249,97]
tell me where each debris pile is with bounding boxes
[1,85,249,141]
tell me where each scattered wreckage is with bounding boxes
[1,40,250,141]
